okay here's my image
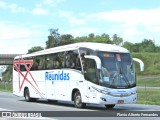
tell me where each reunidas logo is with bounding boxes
[45,71,70,80]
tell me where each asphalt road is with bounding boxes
[0,92,160,120]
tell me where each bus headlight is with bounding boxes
[131,91,137,95]
[92,86,109,95]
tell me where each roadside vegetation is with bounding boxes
[137,75,160,87]
[132,53,160,75]
[0,82,12,92]
[137,88,160,105]
[136,74,160,105]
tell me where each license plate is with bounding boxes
[117,100,124,104]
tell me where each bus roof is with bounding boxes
[15,42,129,59]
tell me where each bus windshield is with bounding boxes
[98,51,136,89]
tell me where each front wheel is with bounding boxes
[24,88,36,102]
[74,91,86,108]
[105,104,115,109]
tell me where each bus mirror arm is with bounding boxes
[84,55,101,69]
[133,58,144,72]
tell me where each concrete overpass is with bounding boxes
[0,54,22,65]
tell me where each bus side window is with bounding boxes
[47,58,54,69]
[65,54,73,68]
[38,57,46,70]
[65,50,80,70]
[55,61,60,68]
[31,58,39,70]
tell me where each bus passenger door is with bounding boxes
[83,58,99,103]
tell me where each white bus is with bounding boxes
[13,42,144,109]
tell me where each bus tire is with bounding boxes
[74,91,86,108]
[105,104,115,109]
[24,88,37,102]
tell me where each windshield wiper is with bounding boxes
[118,66,131,88]
[123,74,132,88]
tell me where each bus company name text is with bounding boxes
[45,71,70,81]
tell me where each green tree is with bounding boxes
[60,34,74,45]
[132,43,141,52]
[27,46,44,54]
[88,33,95,39]
[139,39,155,52]
[112,34,123,45]
[87,33,95,42]
[155,46,160,52]
[46,28,60,48]
[123,42,134,52]
[101,33,112,43]
[2,65,12,81]
[75,36,88,42]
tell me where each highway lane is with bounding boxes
[0,92,160,120]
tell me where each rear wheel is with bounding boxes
[105,104,115,109]
[24,88,36,102]
[74,91,86,108]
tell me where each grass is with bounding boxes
[136,75,160,105]
[0,82,12,92]
[137,75,160,87]
[137,88,160,105]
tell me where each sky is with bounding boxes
[1,0,160,54]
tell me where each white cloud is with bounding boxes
[44,0,64,6]
[88,8,160,44]
[88,9,160,26]
[36,0,64,7]
[0,1,26,13]
[32,8,49,15]
[124,28,143,37]
[59,11,86,25]
[0,1,6,8]
[8,3,26,13]
[0,22,46,54]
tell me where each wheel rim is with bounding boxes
[75,95,81,106]
[25,93,29,100]
[25,90,29,101]
[75,92,83,107]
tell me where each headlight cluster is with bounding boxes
[92,86,110,95]
[131,91,137,94]
[91,86,137,97]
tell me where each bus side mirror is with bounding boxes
[133,58,144,72]
[84,55,101,69]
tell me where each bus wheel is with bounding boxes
[74,91,86,108]
[24,88,37,102]
[24,88,31,102]
[105,104,115,109]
